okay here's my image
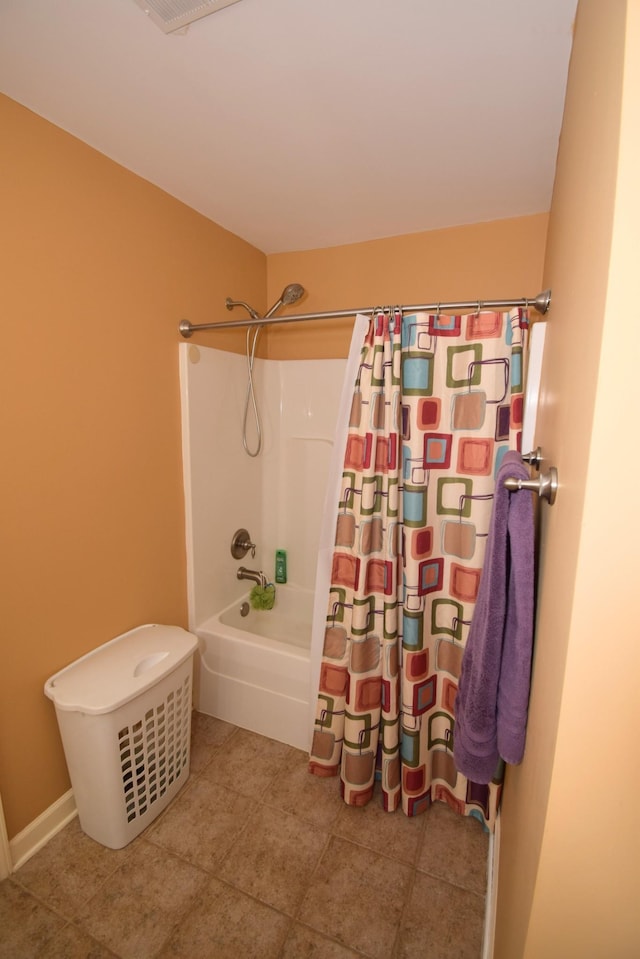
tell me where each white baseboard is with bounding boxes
[482,811,501,959]
[8,790,77,873]
[0,795,11,881]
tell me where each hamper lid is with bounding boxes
[44,624,199,715]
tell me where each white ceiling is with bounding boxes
[0,0,577,254]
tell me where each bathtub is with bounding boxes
[194,584,314,751]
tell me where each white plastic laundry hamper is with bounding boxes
[44,623,199,849]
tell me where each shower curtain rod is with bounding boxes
[178,288,551,338]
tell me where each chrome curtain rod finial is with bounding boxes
[179,319,194,338]
[533,289,551,315]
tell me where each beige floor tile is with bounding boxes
[417,802,489,896]
[0,879,65,959]
[7,719,489,959]
[281,923,364,958]
[333,786,427,866]
[298,836,413,959]
[37,922,119,958]
[158,876,290,959]
[12,817,131,921]
[200,727,295,798]
[397,871,485,959]
[264,748,343,830]
[75,839,207,959]
[147,775,253,871]
[217,804,328,915]
[189,711,237,774]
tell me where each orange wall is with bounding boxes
[266,215,549,359]
[0,93,549,844]
[524,0,640,952]
[495,1,640,955]
[0,94,265,838]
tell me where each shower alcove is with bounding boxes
[179,341,349,751]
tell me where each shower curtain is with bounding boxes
[309,306,528,830]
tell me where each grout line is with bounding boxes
[412,866,487,900]
[391,868,418,959]
[283,918,375,959]
[290,826,334,923]
[10,833,142,926]
[140,860,211,959]
[7,875,72,923]
[387,801,429,957]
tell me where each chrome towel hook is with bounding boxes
[503,448,558,505]
[503,468,558,505]
[521,446,542,470]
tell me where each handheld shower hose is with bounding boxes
[237,283,305,457]
[243,324,262,457]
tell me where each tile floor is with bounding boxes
[1,713,489,958]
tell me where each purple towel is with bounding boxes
[453,450,535,784]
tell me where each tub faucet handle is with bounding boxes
[231,528,256,560]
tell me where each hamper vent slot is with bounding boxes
[117,675,192,825]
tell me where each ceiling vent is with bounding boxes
[134,0,243,34]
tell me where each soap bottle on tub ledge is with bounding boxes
[275,549,287,584]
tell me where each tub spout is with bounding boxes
[237,567,267,587]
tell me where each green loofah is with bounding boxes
[249,583,276,610]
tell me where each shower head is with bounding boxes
[281,283,305,306]
[263,283,306,319]
[225,283,306,323]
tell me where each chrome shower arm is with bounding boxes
[225,298,261,320]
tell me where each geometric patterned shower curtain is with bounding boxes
[309,306,528,832]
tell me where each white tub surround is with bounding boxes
[179,345,347,750]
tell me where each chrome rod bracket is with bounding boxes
[504,467,558,505]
